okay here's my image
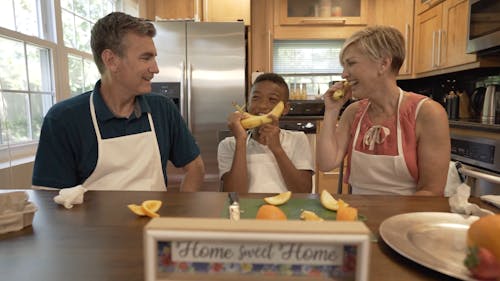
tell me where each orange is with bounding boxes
[255,204,287,220]
[467,214,500,261]
[336,205,358,221]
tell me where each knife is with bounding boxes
[228,192,239,205]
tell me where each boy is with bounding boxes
[217,73,314,193]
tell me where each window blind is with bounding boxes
[273,40,345,75]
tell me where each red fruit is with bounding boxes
[464,246,500,280]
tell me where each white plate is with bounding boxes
[379,212,479,281]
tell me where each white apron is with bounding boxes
[349,89,416,195]
[83,93,166,191]
[247,133,288,193]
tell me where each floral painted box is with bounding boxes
[144,218,371,281]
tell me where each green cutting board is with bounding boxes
[222,198,363,221]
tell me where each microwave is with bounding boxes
[466,0,500,54]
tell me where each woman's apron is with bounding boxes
[349,89,416,195]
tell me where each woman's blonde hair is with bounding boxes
[340,25,405,74]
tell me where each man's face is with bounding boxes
[248,81,288,116]
[114,33,159,96]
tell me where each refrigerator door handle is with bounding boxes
[180,61,185,118]
[187,63,193,131]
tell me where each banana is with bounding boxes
[332,81,351,101]
[240,101,285,129]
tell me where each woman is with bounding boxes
[317,26,450,196]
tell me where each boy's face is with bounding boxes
[247,80,289,116]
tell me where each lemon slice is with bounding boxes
[128,204,146,216]
[263,191,292,206]
[300,210,324,221]
[320,190,349,211]
[141,200,162,218]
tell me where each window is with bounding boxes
[273,40,345,99]
[68,54,100,96]
[0,0,139,186]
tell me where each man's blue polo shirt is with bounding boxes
[32,80,200,188]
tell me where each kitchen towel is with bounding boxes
[449,183,494,217]
[53,185,87,209]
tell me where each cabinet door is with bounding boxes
[414,3,442,74]
[154,0,200,20]
[415,0,445,15]
[440,0,477,68]
[277,0,368,26]
[375,0,414,76]
[203,0,250,25]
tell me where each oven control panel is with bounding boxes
[451,139,495,164]
[450,128,500,173]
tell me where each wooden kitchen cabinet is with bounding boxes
[413,0,477,75]
[415,0,445,15]
[375,0,414,76]
[139,0,202,21]
[276,0,368,26]
[203,0,250,25]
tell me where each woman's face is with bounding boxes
[341,44,383,99]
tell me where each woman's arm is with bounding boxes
[415,99,450,196]
[317,92,357,172]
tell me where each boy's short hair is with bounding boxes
[252,73,290,101]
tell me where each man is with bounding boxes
[32,12,204,191]
[218,73,314,193]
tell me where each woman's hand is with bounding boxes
[323,81,352,112]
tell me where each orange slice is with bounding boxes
[300,210,324,221]
[336,205,358,221]
[263,191,292,206]
[320,190,349,211]
[141,200,162,218]
[128,204,146,216]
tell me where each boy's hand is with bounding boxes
[257,115,281,152]
[227,111,248,140]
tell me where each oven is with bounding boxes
[466,0,500,54]
[450,127,500,195]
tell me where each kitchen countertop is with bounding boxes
[449,119,500,132]
[1,190,497,281]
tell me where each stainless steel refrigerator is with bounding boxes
[151,21,246,191]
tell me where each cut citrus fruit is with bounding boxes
[320,190,349,211]
[300,210,324,221]
[263,191,292,206]
[255,204,287,220]
[141,200,162,218]
[336,205,358,221]
[128,204,146,216]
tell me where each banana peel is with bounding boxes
[240,101,285,129]
[332,81,351,101]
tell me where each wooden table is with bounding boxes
[0,190,497,281]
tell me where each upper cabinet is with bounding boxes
[203,0,250,25]
[139,0,202,21]
[375,0,414,77]
[415,0,445,15]
[413,0,477,75]
[276,0,368,26]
